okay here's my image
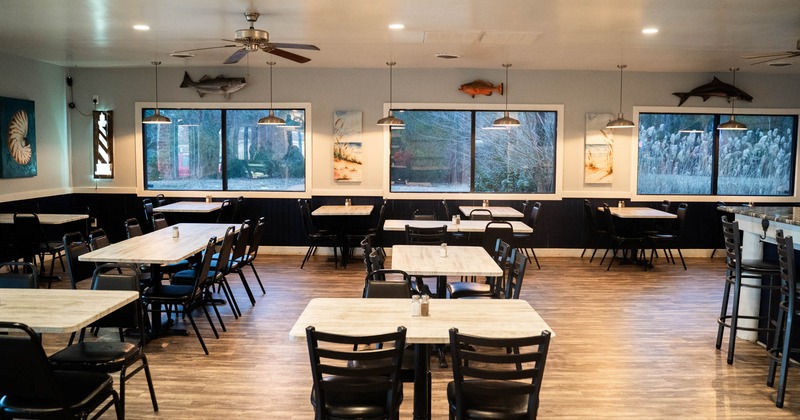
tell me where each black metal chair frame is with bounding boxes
[601,204,645,271]
[514,202,541,269]
[299,199,341,269]
[12,212,66,286]
[581,199,608,263]
[0,261,38,288]
[767,230,800,408]
[63,231,97,289]
[646,203,688,270]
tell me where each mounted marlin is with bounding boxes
[180,72,247,99]
[673,77,753,106]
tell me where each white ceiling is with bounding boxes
[1,0,799,74]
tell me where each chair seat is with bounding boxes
[737,259,780,273]
[1,370,114,417]
[37,241,65,252]
[143,284,194,300]
[447,380,532,420]
[49,342,139,370]
[311,376,402,419]
[447,281,493,299]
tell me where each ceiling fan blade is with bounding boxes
[265,48,311,63]
[741,51,795,59]
[746,54,799,65]
[174,44,238,53]
[224,48,250,64]
[268,42,320,51]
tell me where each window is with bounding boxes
[637,112,797,196]
[142,107,307,191]
[389,109,558,193]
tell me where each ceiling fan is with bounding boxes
[741,39,800,65]
[173,11,319,64]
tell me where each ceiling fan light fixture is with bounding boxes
[259,61,286,125]
[606,64,634,130]
[142,61,171,125]
[378,61,405,127]
[493,63,520,127]
[717,67,747,131]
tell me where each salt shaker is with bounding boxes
[420,295,430,317]
[172,226,180,238]
[411,295,421,317]
[452,215,457,223]
[455,215,461,224]
[440,243,448,257]
[482,199,489,208]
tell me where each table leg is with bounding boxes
[414,343,432,420]
[436,276,446,298]
[145,263,187,339]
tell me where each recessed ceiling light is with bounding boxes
[388,23,405,30]
[642,28,659,34]
[133,24,150,31]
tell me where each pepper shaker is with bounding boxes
[420,295,430,317]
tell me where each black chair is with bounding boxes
[217,221,257,308]
[646,203,688,270]
[405,225,448,245]
[447,239,512,299]
[448,328,551,420]
[0,261,38,288]
[347,199,387,257]
[152,212,168,230]
[767,230,800,408]
[716,218,781,364]
[581,199,608,263]
[468,208,493,221]
[306,326,407,420]
[142,199,155,233]
[412,208,436,221]
[63,231,96,289]
[711,201,728,258]
[441,199,467,244]
[89,227,111,251]
[48,263,158,418]
[299,199,341,269]
[142,237,220,355]
[231,196,244,223]
[601,203,645,271]
[500,249,528,300]
[155,193,167,207]
[363,269,415,299]
[240,216,266,294]
[12,212,65,285]
[514,201,541,269]
[216,199,234,223]
[124,218,143,238]
[0,321,122,419]
[368,245,432,297]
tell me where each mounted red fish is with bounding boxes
[459,80,503,98]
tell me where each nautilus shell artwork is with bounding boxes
[7,109,32,165]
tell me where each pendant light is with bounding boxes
[717,68,747,131]
[142,61,171,124]
[258,61,286,125]
[377,62,404,126]
[606,64,635,129]
[493,63,520,127]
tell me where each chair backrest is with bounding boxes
[0,321,67,405]
[441,199,452,221]
[298,199,316,236]
[405,225,448,245]
[12,213,46,255]
[212,226,237,279]
[125,218,143,238]
[63,231,95,289]
[449,328,551,420]
[503,249,528,299]
[673,203,689,233]
[482,221,515,255]
[142,198,154,231]
[155,193,167,207]
[152,212,168,230]
[361,236,374,274]
[0,262,38,288]
[469,208,493,221]
[306,326,407,419]
[776,230,798,317]
[583,199,599,233]
[660,200,671,213]
[601,203,618,235]
[88,263,143,335]
[192,237,218,297]
[412,208,435,221]
[247,217,265,261]
[721,217,742,269]
[216,199,234,223]
[520,200,531,225]
[363,269,414,298]
[529,202,542,229]
[232,196,244,223]
[373,199,388,245]
[88,227,111,251]
[231,220,251,262]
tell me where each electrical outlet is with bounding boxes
[92,95,99,104]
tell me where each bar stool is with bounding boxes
[767,229,800,408]
[716,217,781,364]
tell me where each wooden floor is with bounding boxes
[38,253,800,419]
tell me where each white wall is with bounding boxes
[0,52,70,201]
[46,63,800,200]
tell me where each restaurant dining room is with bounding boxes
[1,1,800,419]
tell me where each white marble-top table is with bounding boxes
[383,219,532,233]
[311,205,374,216]
[459,206,524,219]
[599,207,676,219]
[0,213,89,225]
[289,297,553,419]
[153,201,222,213]
[0,289,139,334]
[79,223,233,265]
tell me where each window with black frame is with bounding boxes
[142,108,307,191]
[389,109,557,193]
[637,112,797,196]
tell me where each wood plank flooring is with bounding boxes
[37,254,800,419]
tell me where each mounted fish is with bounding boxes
[673,77,753,106]
[459,80,503,98]
[180,72,247,99]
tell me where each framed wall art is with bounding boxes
[0,96,37,178]
[584,113,614,184]
[333,110,363,182]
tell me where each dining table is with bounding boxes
[0,288,138,334]
[600,206,676,266]
[383,219,532,233]
[153,201,223,214]
[390,245,503,298]
[79,223,235,336]
[311,204,375,267]
[289,298,554,420]
[458,206,524,219]
[0,213,90,225]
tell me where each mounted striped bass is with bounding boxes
[672,77,753,106]
[180,72,247,99]
[459,80,503,98]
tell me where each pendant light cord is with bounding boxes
[387,61,396,110]
[504,64,510,111]
[730,67,738,115]
[618,64,625,115]
[153,61,161,109]
[269,62,274,109]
